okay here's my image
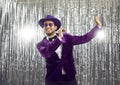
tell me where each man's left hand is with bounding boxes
[94,16,102,26]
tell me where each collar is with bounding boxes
[46,34,57,41]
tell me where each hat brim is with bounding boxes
[38,18,61,30]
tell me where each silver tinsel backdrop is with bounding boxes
[0,0,120,85]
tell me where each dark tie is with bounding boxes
[49,35,57,41]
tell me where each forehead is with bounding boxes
[44,20,54,24]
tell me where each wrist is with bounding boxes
[96,25,101,29]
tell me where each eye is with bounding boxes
[44,23,48,27]
[49,23,53,27]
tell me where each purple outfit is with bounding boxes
[37,25,100,82]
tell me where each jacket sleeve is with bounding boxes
[71,25,101,45]
[36,37,62,59]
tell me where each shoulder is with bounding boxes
[36,37,46,47]
[62,32,73,42]
[63,32,73,38]
[63,32,71,36]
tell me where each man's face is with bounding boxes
[43,21,57,36]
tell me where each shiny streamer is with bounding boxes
[0,0,120,85]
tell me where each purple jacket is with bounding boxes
[37,25,100,81]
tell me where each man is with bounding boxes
[36,15,102,85]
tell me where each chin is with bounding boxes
[46,31,55,36]
[46,33,53,36]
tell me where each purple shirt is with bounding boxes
[37,25,100,81]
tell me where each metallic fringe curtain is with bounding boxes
[0,0,120,85]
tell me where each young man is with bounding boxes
[37,15,102,85]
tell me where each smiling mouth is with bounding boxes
[46,30,51,33]
[46,32,54,36]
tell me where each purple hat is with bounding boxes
[38,15,61,30]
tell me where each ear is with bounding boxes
[55,26,57,31]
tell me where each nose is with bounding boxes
[45,27,51,31]
[46,25,50,28]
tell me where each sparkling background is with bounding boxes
[0,0,120,85]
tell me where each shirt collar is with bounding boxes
[46,33,57,40]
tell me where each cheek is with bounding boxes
[44,29,47,32]
[50,27,55,31]
[44,29,48,32]
[53,27,57,31]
